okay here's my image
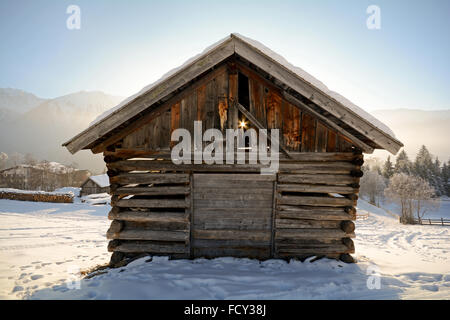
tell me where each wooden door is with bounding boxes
[192,173,275,259]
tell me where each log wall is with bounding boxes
[104,151,361,262]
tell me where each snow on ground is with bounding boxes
[0,199,110,299]
[0,198,448,300]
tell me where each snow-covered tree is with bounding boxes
[382,156,394,179]
[385,173,439,224]
[394,149,411,175]
[442,160,450,196]
[24,153,37,166]
[360,169,386,206]
[0,152,7,170]
[410,177,440,221]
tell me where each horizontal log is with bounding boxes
[105,151,359,163]
[276,244,354,255]
[108,210,188,223]
[108,220,124,233]
[275,218,340,229]
[110,173,189,185]
[193,230,271,242]
[107,229,189,242]
[108,240,189,254]
[277,184,358,194]
[278,195,355,207]
[340,220,355,233]
[275,228,355,240]
[276,207,355,221]
[278,174,359,185]
[116,198,187,208]
[278,162,356,174]
[111,186,190,196]
[342,238,355,251]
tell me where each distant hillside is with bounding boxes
[370,109,450,162]
[0,88,46,114]
[0,90,124,173]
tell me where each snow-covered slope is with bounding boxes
[0,198,448,300]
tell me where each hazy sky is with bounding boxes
[1,0,449,111]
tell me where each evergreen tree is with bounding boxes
[382,156,394,179]
[442,160,450,196]
[394,149,411,175]
[413,145,441,196]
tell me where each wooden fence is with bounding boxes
[413,218,450,226]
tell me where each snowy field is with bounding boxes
[0,198,448,300]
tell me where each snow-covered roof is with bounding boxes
[63,33,403,155]
[88,174,110,188]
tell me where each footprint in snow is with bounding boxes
[30,274,44,280]
[12,286,23,293]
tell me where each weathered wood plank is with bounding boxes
[193,230,271,242]
[194,199,273,209]
[275,218,341,229]
[278,195,355,207]
[110,173,189,185]
[107,229,189,241]
[108,241,189,254]
[275,228,355,240]
[276,184,357,194]
[116,198,187,208]
[301,113,315,152]
[108,210,188,223]
[278,174,359,185]
[111,186,190,196]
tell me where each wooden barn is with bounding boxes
[80,174,110,196]
[63,34,403,265]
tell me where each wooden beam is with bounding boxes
[235,102,292,158]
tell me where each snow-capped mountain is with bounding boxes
[0,88,46,114]
[0,89,124,173]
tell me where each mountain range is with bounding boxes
[0,88,448,173]
[0,89,124,173]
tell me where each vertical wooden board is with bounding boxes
[149,117,161,150]
[338,134,354,152]
[216,71,228,132]
[315,122,328,152]
[228,72,238,129]
[250,78,266,128]
[301,113,316,152]
[282,102,301,151]
[180,92,197,136]
[327,129,337,152]
[159,109,171,149]
[170,102,181,148]
[266,89,282,130]
[196,85,206,124]
[204,79,217,131]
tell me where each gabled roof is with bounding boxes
[63,33,403,155]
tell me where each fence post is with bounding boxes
[429,219,431,225]
[442,218,444,226]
